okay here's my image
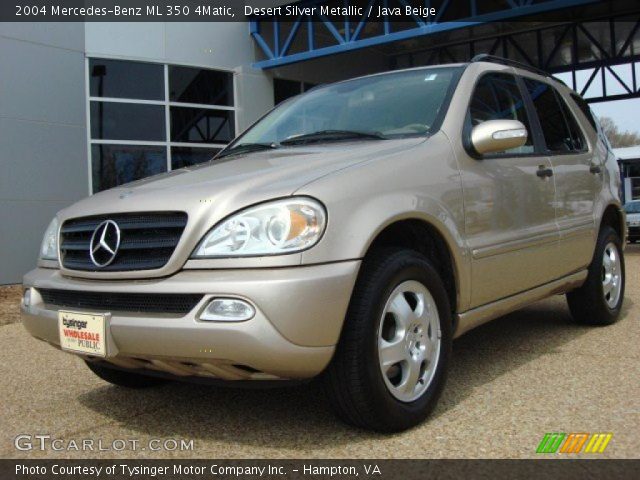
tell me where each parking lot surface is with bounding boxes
[1,247,638,459]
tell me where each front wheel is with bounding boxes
[323,248,452,432]
[567,226,625,325]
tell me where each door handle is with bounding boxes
[536,165,553,178]
[590,165,602,174]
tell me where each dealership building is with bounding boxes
[1,0,640,283]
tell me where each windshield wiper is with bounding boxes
[280,129,388,145]
[217,142,278,159]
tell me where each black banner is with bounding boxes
[3,459,640,480]
[0,0,634,23]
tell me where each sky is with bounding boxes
[554,66,640,137]
[590,99,640,136]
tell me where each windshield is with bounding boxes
[232,67,461,148]
[624,202,640,214]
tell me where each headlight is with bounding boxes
[193,198,326,257]
[40,217,59,261]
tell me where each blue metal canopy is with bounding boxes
[250,0,598,69]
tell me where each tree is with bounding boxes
[598,116,640,148]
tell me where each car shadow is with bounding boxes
[441,294,633,414]
[77,294,633,448]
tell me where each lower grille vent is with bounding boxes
[39,289,202,315]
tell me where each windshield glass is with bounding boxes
[234,67,461,147]
[624,202,640,214]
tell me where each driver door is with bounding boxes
[457,71,562,307]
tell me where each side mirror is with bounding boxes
[471,119,528,155]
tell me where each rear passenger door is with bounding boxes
[459,72,562,308]
[522,78,598,273]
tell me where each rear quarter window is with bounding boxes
[570,93,597,131]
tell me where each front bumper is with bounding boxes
[21,261,360,380]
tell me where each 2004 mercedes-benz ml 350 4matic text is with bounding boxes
[22,56,626,432]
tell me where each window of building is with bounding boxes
[88,58,234,193]
[468,72,534,155]
[273,79,317,105]
[169,66,233,106]
[524,78,585,153]
[90,59,164,100]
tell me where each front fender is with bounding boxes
[298,133,471,311]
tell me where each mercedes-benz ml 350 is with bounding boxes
[22,56,625,432]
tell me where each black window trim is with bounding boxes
[569,92,598,133]
[553,89,590,155]
[462,70,546,160]
[520,75,591,157]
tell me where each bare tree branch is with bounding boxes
[599,116,640,148]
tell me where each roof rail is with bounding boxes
[470,54,566,85]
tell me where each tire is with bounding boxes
[567,226,625,325]
[85,361,167,388]
[323,248,452,432]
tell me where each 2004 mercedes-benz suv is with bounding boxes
[22,56,625,432]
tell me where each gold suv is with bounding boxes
[22,56,625,432]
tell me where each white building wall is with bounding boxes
[0,22,274,284]
[0,23,87,284]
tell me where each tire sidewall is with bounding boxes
[594,228,625,316]
[359,251,452,430]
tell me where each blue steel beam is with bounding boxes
[250,0,599,69]
[389,16,640,103]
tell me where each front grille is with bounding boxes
[60,212,188,272]
[39,289,203,315]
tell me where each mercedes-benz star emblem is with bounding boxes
[89,220,121,267]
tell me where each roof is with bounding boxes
[613,146,640,160]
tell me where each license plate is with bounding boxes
[58,310,107,357]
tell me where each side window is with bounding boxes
[570,93,597,131]
[468,73,534,155]
[524,78,585,153]
[559,96,587,151]
[572,92,611,151]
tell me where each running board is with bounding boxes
[454,270,588,338]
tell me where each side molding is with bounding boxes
[454,270,587,338]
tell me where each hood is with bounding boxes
[60,138,426,219]
[54,137,430,280]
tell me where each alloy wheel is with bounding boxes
[377,280,442,403]
[602,241,622,309]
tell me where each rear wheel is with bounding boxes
[323,248,452,432]
[567,226,625,325]
[85,361,167,388]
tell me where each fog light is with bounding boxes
[200,298,255,322]
[23,289,31,308]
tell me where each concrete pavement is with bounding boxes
[1,247,638,459]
